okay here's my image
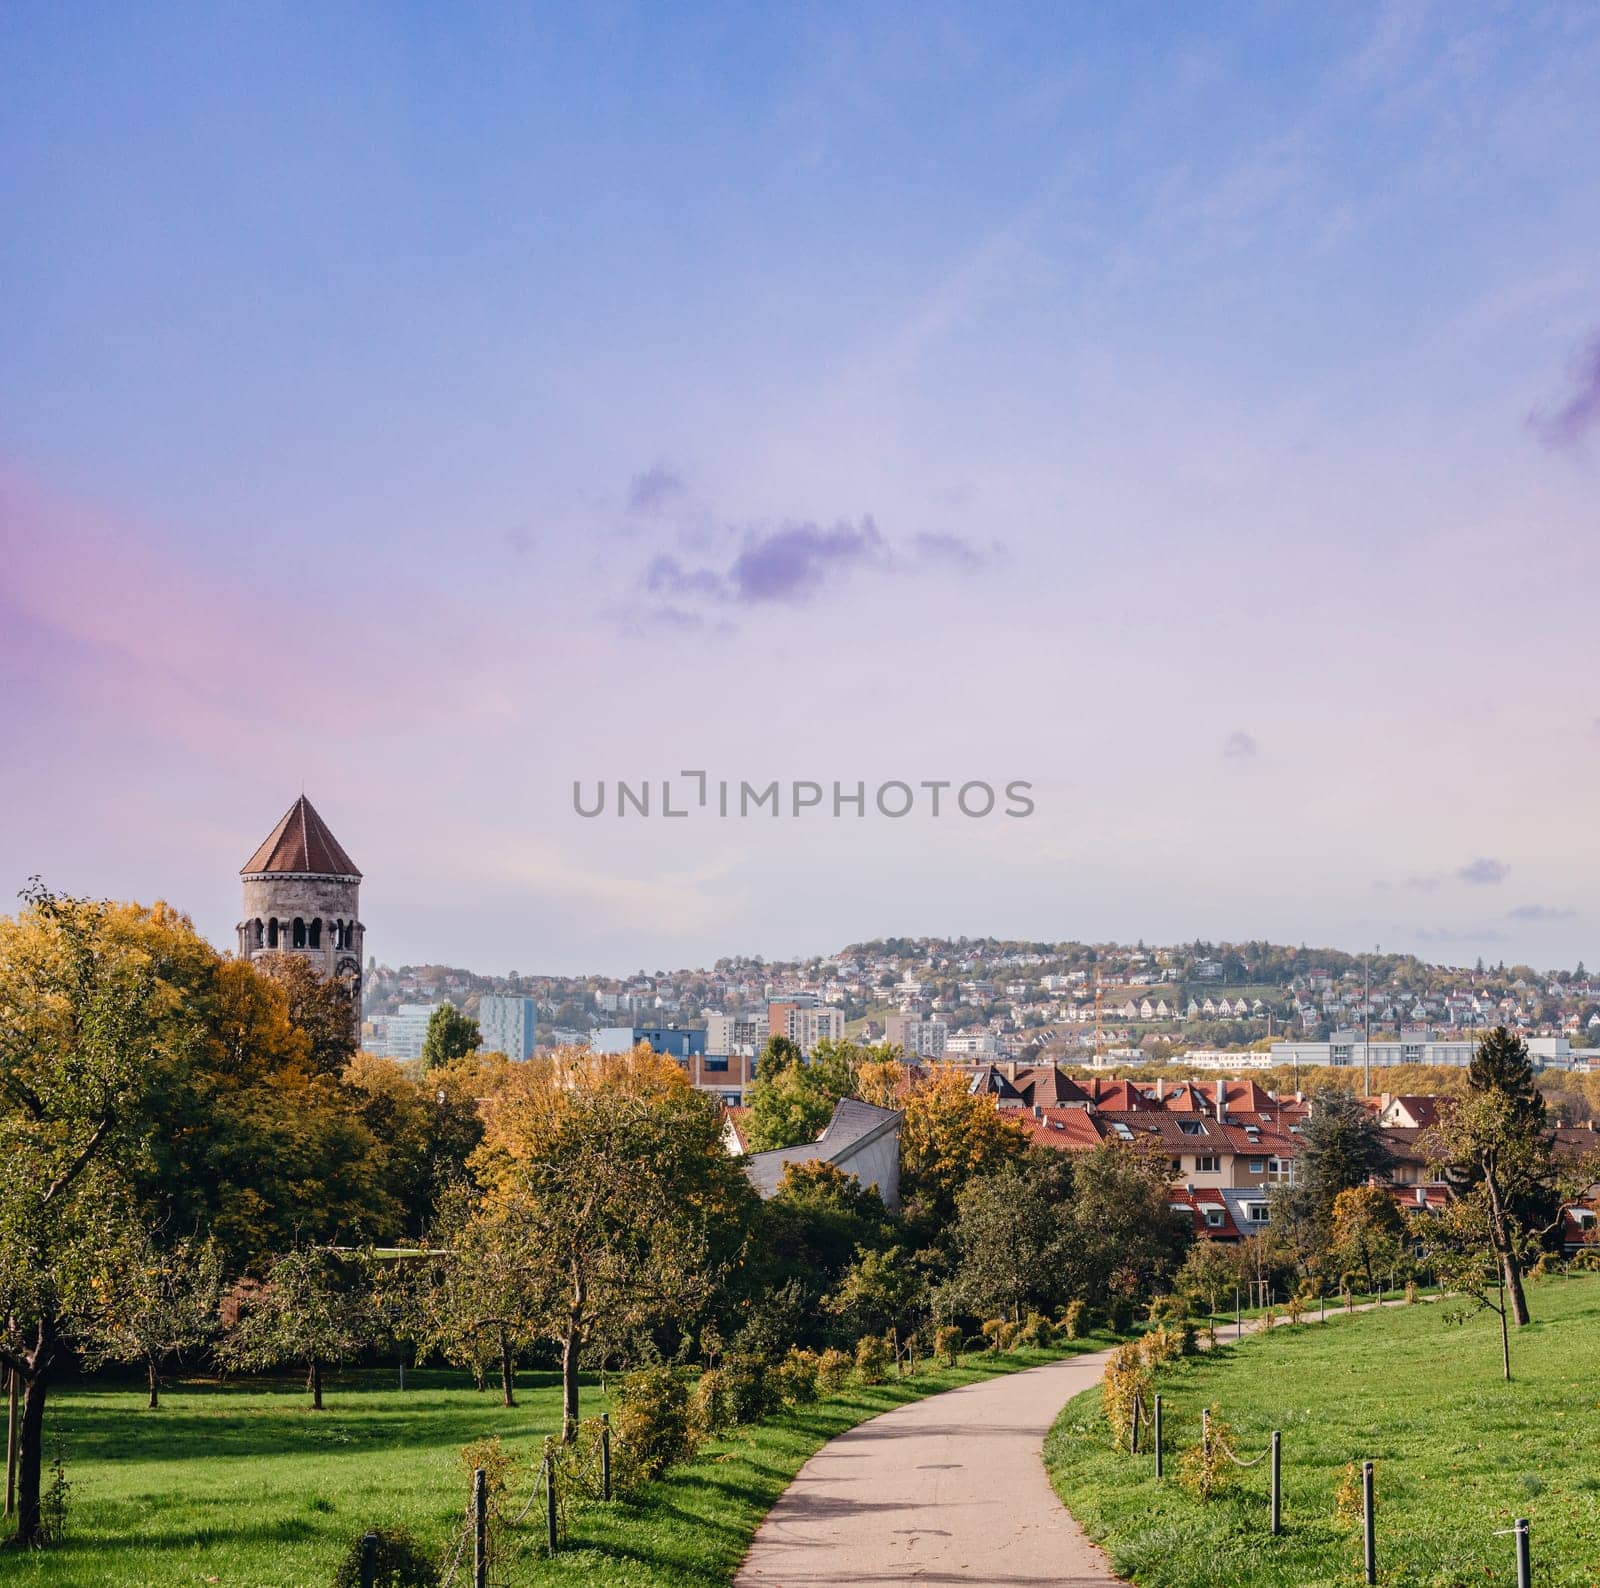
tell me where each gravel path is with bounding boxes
[733,1346,1127,1587]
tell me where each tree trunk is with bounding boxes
[561,1326,581,1442]
[9,1368,48,1547]
[146,1360,160,1411]
[1483,1172,1531,1326]
[499,1334,516,1409]
[307,1359,323,1411]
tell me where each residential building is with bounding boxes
[885,1015,948,1060]
[362,1002,444,1062]
[739,1098,903,1208]
[592,1024,750,1103]
[769,1002,844,1054]
[477,994,539,1061]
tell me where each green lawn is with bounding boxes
[1044,1277,1600,1587]
[2,1339,1117,1586]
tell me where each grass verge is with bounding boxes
[4,1336,1117,1586]
[1043,1275,1600,1587]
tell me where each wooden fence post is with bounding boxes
[601,1412,612,1502]
[1153,1394,1163,1479]
[1362,1460,1376,1584]
[473,1466,488,1588]
[359,1531,379,1588]
[1270,1431,1281,1535]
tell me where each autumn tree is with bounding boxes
[1329,1184,1406,1293]
[742,1038,858,1151]
[898,1067,1028,1226]
[421,1004,481,1071]
[223,1245,378,1409]
[0,886,186,1547]
[472,1044,753,1437]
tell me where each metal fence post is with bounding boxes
[601,1411,612,1502]
[1362,1460,1376,1584]
[545,1444,558,1556]
[1153,1394,1163,1479]
[1514,1517,1531,1588]
[1270,1431,1281,1535]
[473,1466,488,1588]
[359,1531,379,1588]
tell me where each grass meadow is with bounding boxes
[1,1340,1116,1587]
[1044,1275,1600,1587]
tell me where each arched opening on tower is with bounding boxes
[267,919,279,948]
[252,918,264,948]
[292,918,306,949]
[308,918,322,949]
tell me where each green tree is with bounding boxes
[1175,1238,1243,1318]
[222,1245,378,1409]
[1299,1089,1393,1228]
[1425,1029,1564,1328]
[742,1038,861,1151]
[826,1245,925,1362]
[79,1228,224,1408]
[1064,1142,1191,1308]
[946,1160,1067,1322]
[421,1004,480,1070]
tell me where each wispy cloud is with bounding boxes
[633,505,995,612]
[627,464,688,515]
[1457,856,1509,886]
[1417,925,1507,945]
[1530,330,1600,449]
[728,517,886,604]
[1507,903,1576,922]
[1222,731,1259,760]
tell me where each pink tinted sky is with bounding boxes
[3,2,1599,973]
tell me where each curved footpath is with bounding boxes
[736,1303,1410,1587]
[734,1344,1127,1587]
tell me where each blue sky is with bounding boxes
[3,2,1599,973]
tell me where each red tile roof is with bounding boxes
[241,795,361,878]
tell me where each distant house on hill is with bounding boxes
[739,1098,902,1209]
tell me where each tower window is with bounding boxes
[292,918,306,949]
[253,918,264,948]
[267,919,279,948]
[308,919,321,949]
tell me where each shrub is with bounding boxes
[330,1527,437,1588]
[934,1325,963,1367]
[1147,1294,1187,1324]
[40,1437,69,1546]
[1404,1280,1419,1305]
[1334,1460,1368,1524]
[1177,1406,1236,1502]
[1178,1320,1199,1356]
[689,1367,729,1435]
[816,1348,852,1394]
[1107,1297,1135,1333]
[854,1334,891,1385]
[721,1355,777,1425]
[1141,1323,1181,1368]
[1060,1299,1088,1340]
[773,1347,821,1406]
[1018,1311,1056,1348]
[1100,1341,1151,1448]
[981,1318,1007,1354]
[550,1419,610,1510]
[612,1365,696,1488]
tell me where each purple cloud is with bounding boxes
[642,554,725,601]
[912,531,988,568]
[1530,331,1600,449]
[1222,730,1259,760]
[628,465,688,514]
[1507,903,1575,922]
[1457,857,1510,886]
[727,517,885,604]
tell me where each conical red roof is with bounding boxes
[241,796,361,878]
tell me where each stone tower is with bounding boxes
[237,795,364,1014]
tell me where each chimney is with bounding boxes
[1414,1186,1426,1207]
[1155,1077,1166,1101]
[1215,1078,1227,1121]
